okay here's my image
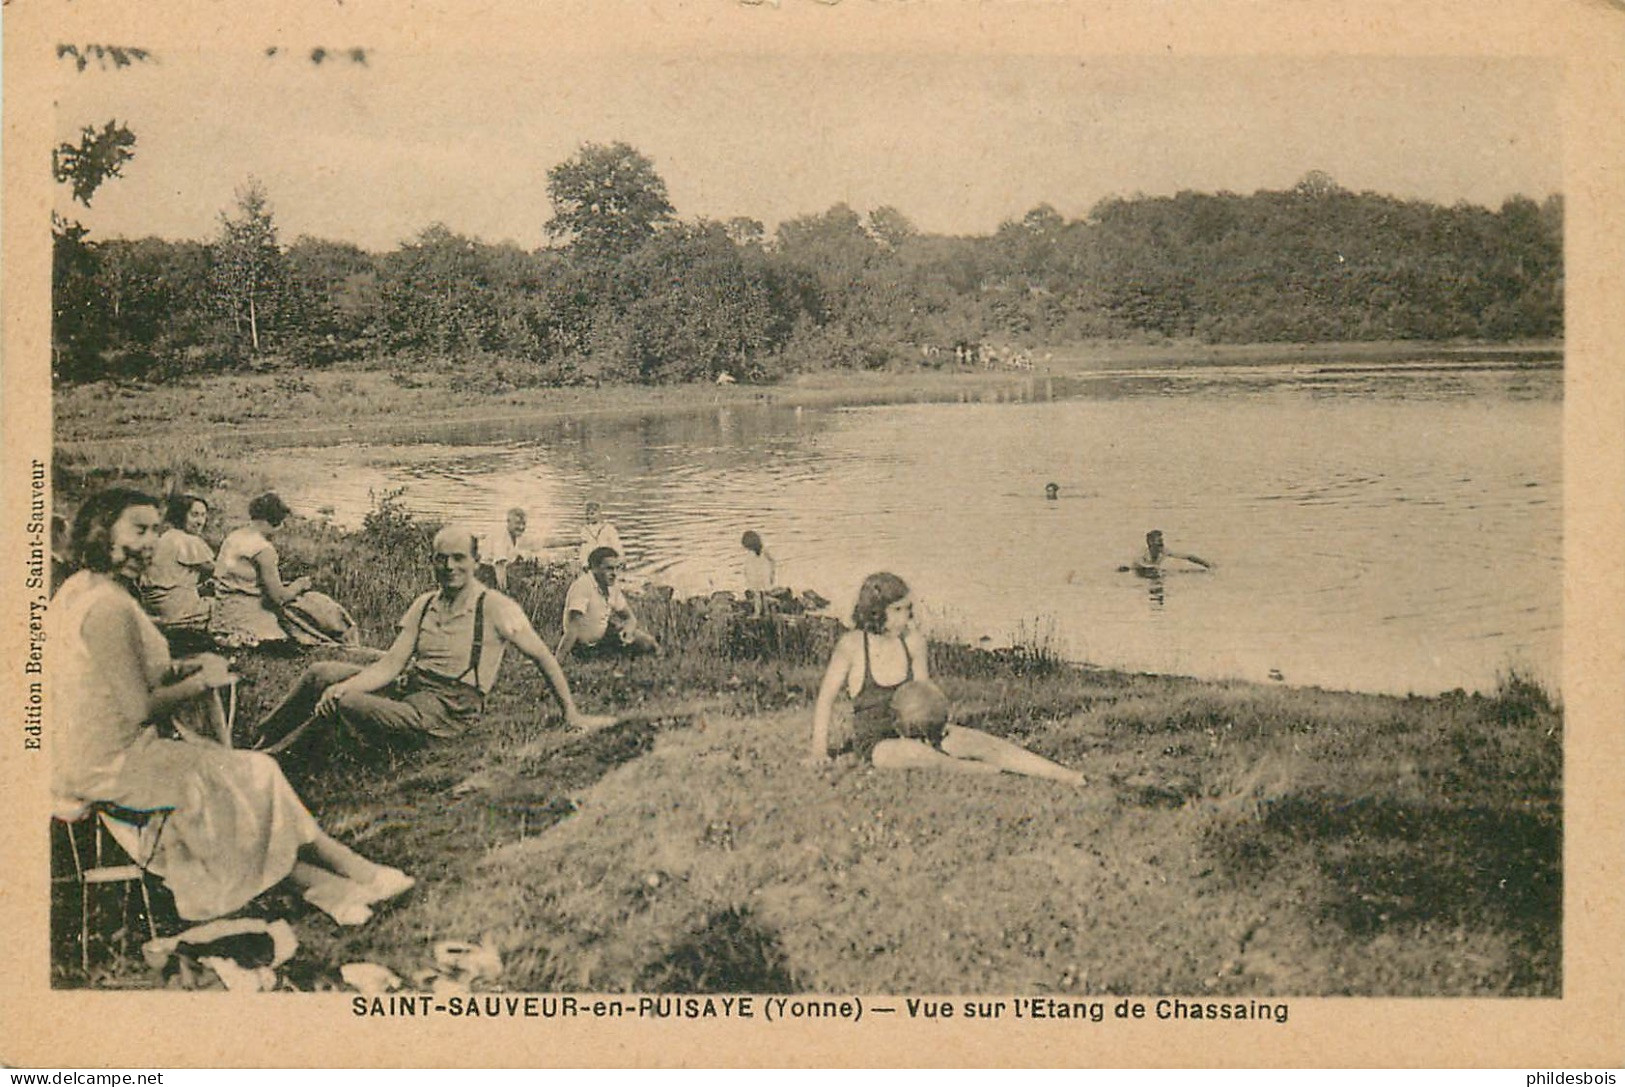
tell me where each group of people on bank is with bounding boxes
[51,480,1168,935]
[52,490,415,929]
[118,490,315,652]
[49,489,661,931]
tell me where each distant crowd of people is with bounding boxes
[51,477,1203,934]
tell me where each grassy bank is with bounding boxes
[53,499,1562,996]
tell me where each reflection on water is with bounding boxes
[1140,571,1168,611]
[273,361,1562,696]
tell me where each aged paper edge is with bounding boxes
[2,0,1620,1069]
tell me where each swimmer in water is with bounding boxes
[1124,530,1213,575]
[1045,482,1060,501]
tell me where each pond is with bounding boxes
[272,358,1562,696]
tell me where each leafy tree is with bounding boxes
[212,179,287,352]
[52,44,156,230]
[545,141,676,259]
[53,120,138,208]
[774,204,882,324]
[51,46,150,376]
[724,216,767,249]
[1293,169,1343,200]
[285,236,381,355]
[619,222,788,382]
[377,224,502,354]
[56,44,153,72]
[867,205,918,251]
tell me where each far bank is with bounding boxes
[53,338,1561,451]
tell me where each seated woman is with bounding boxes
[52,488,411,926]
[808,572,1086,784]
[209,492,311,650]
[141,493,215,649]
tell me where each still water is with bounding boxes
[274,361,1561,695]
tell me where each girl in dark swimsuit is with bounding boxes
[849,624,950,759]
[809,572,1087,784]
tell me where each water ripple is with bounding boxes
[274,365,1560,695]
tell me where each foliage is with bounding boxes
[212,179,288,353]
[56,44,154,72]
[53,121,138,208]
[283,236,380,356]
[360,486,434,559]
[53,162,1564,386]
[545,141,676,260]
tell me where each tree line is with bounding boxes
[52,144,1563,386]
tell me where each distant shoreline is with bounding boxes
[54,337,1562,452]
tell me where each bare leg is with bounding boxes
[872,737,1002,775]
[301,832,383,882]
[940,725,1086,785]
[252,660,364,748]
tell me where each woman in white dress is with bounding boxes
[54,488,412,925]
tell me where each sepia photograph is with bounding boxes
[3,0,1621,1070]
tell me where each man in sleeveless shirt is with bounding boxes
[252,525,614,754]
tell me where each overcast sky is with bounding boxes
[52,51,1562,252]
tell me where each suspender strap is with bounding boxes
[456,590,485,688]
[408,590,485,691]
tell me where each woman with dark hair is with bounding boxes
[740,530,776,617]
[141,493,214,637]
[808,572,1087,783]
[209,492,311,649]
[52,488,412,925]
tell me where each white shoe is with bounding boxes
[360,867,416,905]
[325,900,374,927]
[304,882,375,927]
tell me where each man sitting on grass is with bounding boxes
[482,506,548,591]
[557,546,661,659]
[253,524,614,755]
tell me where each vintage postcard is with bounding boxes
[2,0,1621,1069]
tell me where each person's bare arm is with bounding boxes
[556,607,591,659]
[809,634,857,763]
[252,546,310,605]
[84,600,210,722]
[314,624,415,714]
[495,601,614,731]
[907,627,931,682]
